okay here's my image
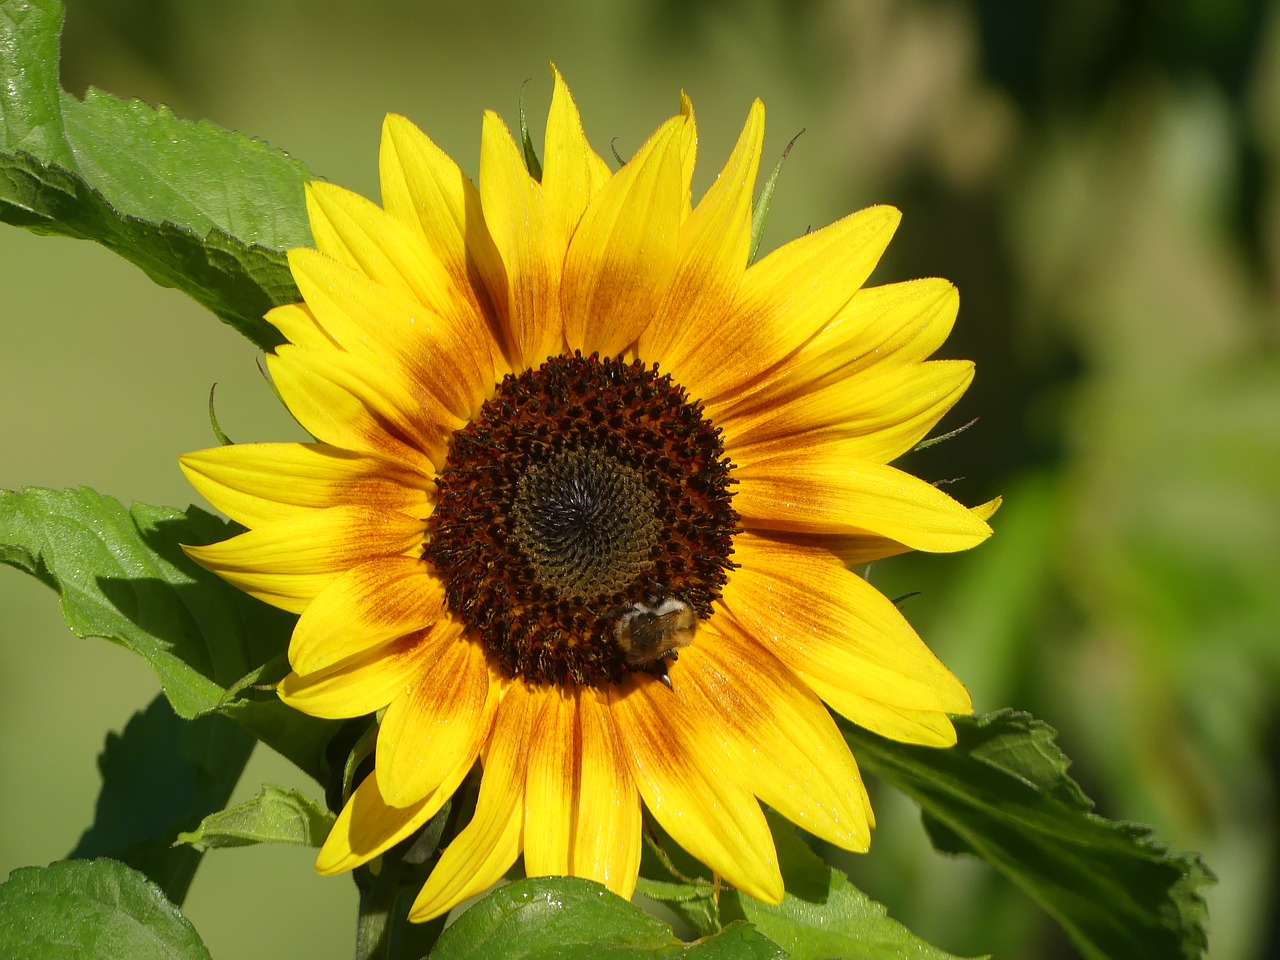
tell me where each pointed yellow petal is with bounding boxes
[379,113,512,366]
[182,506,425,614]
[609,676,783,903]
[266,346,457,474]
[265,302,329,350]
[713,278,959,414]
[317,769,454,875]
[678,618,872,851]
[725,360,975,466]
[573,690,642,898]
[522,685,577,879]
[541,65,612,240]
[377,630,497,806]
[689,205,901,401]
[735,452,992,553]
[179,442,431,530]
[639,100,763,368]
[833,695,959,746]
[480,110,564,370]
[279,623,452,719]
[677,92,697,218]
[304,181,505,389]
[562,115,686,356]
[288,248,493,421]
[409,680,537,922]
[793,495,1001,567]
[289,557,446,676]
[722,533,972,720]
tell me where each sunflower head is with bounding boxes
[181,65,993,922]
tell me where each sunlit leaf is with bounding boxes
[845,710,1212,960]
[0,486,339,781]
[431,877,785,959]
[0,859,211,960]
[176,785,333,851]
[0,0,310,349]
[721,813,980,959]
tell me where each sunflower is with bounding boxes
[181,67,994,921]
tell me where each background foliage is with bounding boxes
[2,0,1276,957]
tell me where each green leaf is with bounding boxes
[844,710,1213,960]
[0,486,340,781]
[69,694,253,906]
[0,0,311,349]
[0,859,211,960]
[176,785,334,851]
[722,814,979,960]
[430,878,785,960]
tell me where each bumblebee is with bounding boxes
[613,596,697,689]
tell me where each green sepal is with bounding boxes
[749,130,801,263]
[518,82,543,182]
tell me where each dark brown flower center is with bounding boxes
[424,352,737,687]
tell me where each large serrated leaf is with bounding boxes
[176,785,334,852]
[721,813,980,960]
[0,0,311,349]
[844,710,1213,960]
[0,859,211,960]
[69,694,253,906]
[430,878,785,960]
[0,486,340,782]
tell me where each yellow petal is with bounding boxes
[609,676,783,903]
[832,695,960,747]
[638,99,764,369]
[377,630,497,806]
[480,110,565,370]
[522,685,577,879]
[820,496,1003,566]
[689,205,901,402]
[573,689,642,898]
[279,623,452,719]
[267,346,457,474]
[521,685,641,898]
[182,505,425,614]
[317,769,454,875]
[409,680,537,922]
[735,452,992,553]
[179,442,431,530]
[724,360,974,467]
[304,181,506,388]
[289,557,446,676]
[678,618,872,851]
[722,533,972,718]
[713,277,959,414]
[379,113,512,367]
[265,301,329,350]
[287,248,493,421]
[561,114,686,356]
[541,65,612,241]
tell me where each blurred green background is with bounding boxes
[2,1,1278,957]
